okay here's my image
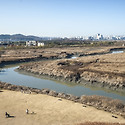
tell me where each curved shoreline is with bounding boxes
[1,47,125,92]
[0,81,125,118]
[18,66,125,95]
[17,52,125,91]
[1,46,125,119]
[1,46,125,67]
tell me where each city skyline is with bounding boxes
[0,33,125,41]
[0,0,125,37]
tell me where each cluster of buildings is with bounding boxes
[75,33,125,41]
[0,33,125,47]
[26,41,44,47]
[69,34,125,41]
[86,34,104,41]
[0,41,12,46]
[0,41,45,47]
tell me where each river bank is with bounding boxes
[1,46,125,92]
[0,81,125,119]
[1,46,125,124]
[0,46,125,67]
[18,52,125,92]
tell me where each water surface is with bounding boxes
[112,50,124,54]
[0,66,125,102]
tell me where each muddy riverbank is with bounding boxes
[1,46,125,118]
[0,81,125,119]
[18,51,125,92]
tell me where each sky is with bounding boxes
[0,0,125,37]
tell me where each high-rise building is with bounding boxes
[96,33,103,40]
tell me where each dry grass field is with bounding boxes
[0,90,125,125]
[0,46,118,64]
[77,122,125,125]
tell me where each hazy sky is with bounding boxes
[0,0,125,37]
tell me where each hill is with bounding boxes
[0,34,44,41]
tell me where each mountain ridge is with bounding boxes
[0,34,47,41]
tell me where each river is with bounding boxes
[0,65,125,102]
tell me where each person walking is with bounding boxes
[26,109,29,114]
[5,112,10,118]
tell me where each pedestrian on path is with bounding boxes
[26,109,29,114]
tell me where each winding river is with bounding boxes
[0,65,125,102]
[0,49,125,102]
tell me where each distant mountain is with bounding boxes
[0,34,43,41]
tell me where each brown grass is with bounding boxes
[1,90,125,125]
[77,122,125,125]
[80,95,125,118]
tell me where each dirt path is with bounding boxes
[0,90,125,125]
